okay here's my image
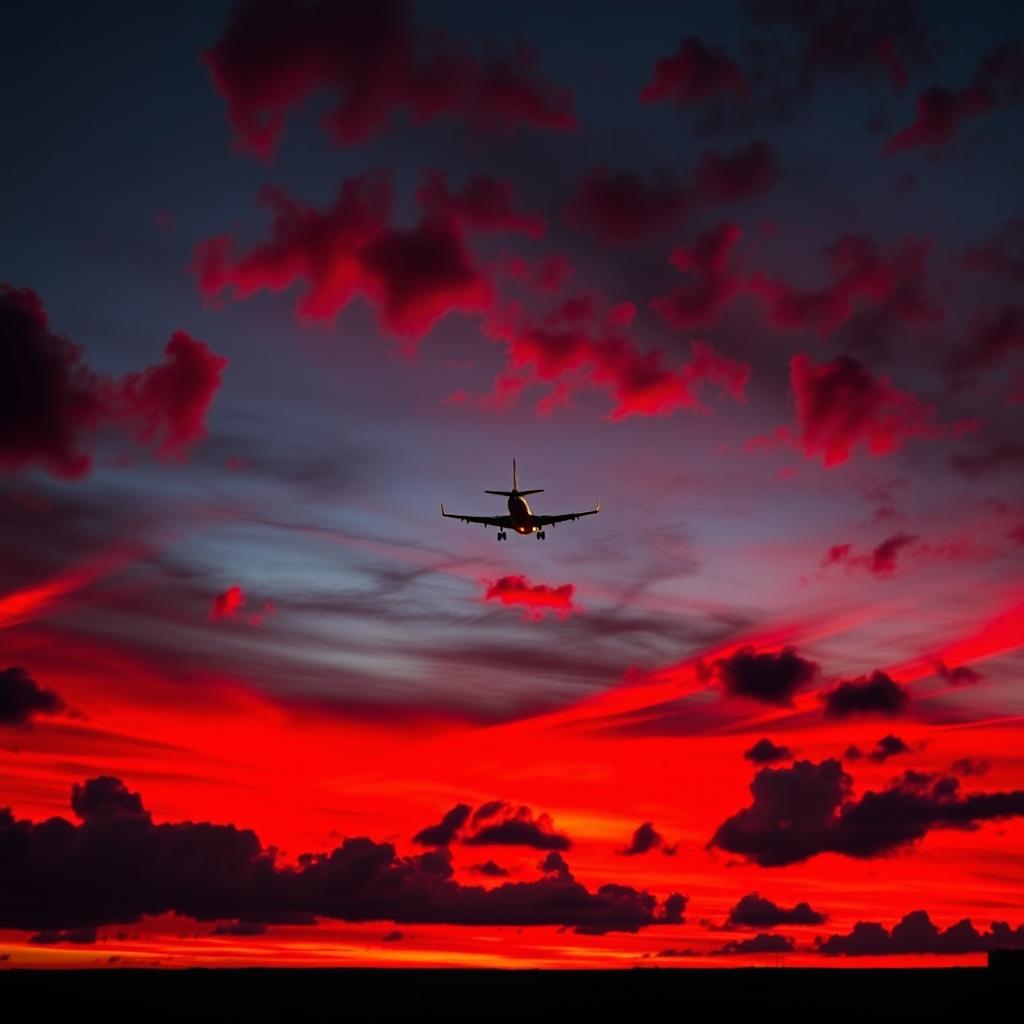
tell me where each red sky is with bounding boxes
[2,0,1024,968]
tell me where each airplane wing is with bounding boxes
[533,502,600,527]
[441,505,513,528]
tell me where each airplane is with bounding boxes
[441,459,599,541]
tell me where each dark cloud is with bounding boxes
[468,861,509,878]
[651,223,743,330]
[744,738,793,764]
[822,533,919,577]
[822,671,910,717]
[712,759,1024,866]
[0,778,682,935]
[818,910,1024,955]
[846,734,910,763]
[1,286,225,479]
[951,440,1024,478]
[726,892,827,928]
[417,172,546,238]
[947,306,1024,378]
[463,813,571,852]
[640,37,746,107]
[412,803,471,847]
[963,219,1024,284]
[562,143,776,245]
[714,645,819,706]
[203,0,576,158]
[744,0,926,93]
[0,666,65,727]
[950,758,990,777]
[720,932,795,955]
[213,920,267,936]
[620,822,676,857]
[751,235,937,338]
[934,661,983,687]
[887,43,1024,153]
[29,927,98,945]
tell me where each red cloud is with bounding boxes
[785,354,951,467]
[886,42,1024,153]
[203,0,576,158]
[210,586,246,621]
[210,586,274,626]
[651,222,743,330]
[947,305,1024,377]
[417,173,546,239]
[822,533,920,578]
[482,294,750,420]
[114,332,228,459]
[750,235,938,337]
[483,576,577,620]
[639,37,746,106]
[1,285,225,479]
[563,142,777,245]
[192,173,492,343]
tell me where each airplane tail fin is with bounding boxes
[486,458,543,497]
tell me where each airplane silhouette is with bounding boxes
[441,459,599,541]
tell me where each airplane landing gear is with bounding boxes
[497,531,507,541]
[536,530,546,540]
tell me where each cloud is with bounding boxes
[822,532,919,577]
[192,173,492,343]
[469,861,509,878]
[963,219,1024,284]
[0,778,683,935]
[1,286,225,478]
[711,759,1024,866]
[818,910,1024,955]
[780,354,959,467]
[726,893,827,928]
[213,920,267,936]
[210,586,246,621]
[750,235,938,337]
[822,671,910,717]
[947,306,1024,378]
[414,801,571,851]
[619,822,676,857]
[0,666,65,727]
[640,37,746,106]
[845,734,910,763]
[113,332,228,460]
[203,0,576,158]
[563,142,777,244]
[651,223,743,330]
[744,738,793,764]
[412,804,471,847]
[482,294,749,420]
[951,440,1024,478]
[720,932,795,955]
[934,661,983,687]
[29,927,98,945]
[887,43,1024,152]
[462,803,572,852]
[482,576,576,619]
[417,172,546,238]
[713,645,819,706]
[950,758,990,777]
[209,585,274,626]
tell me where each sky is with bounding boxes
[1,0,1024,969]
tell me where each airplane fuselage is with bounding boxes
[508,494,535,534]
